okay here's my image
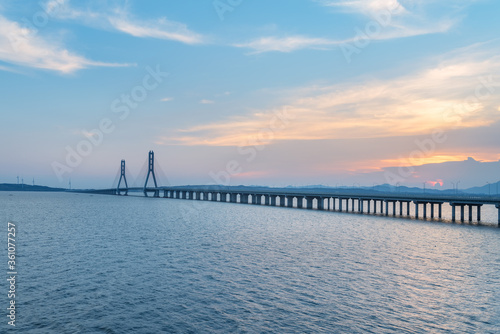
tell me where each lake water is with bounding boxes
[1,192,499,333]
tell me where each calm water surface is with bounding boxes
[1,192,499,333]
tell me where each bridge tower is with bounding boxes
[117,159,128,195]
[144,150,159,197]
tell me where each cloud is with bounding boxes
[162,42,500,146]
[44,0,204,44]
[320,0,463,38]
[234,35,337,54]
[200,99,215,104]
[0,14,130,73]
[107,16,203,44]
[236,0,466,54]
[161,97,174,102]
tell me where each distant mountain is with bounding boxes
[0,183,65,192]
[463,181,500,195]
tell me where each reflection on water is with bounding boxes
[1,192,499,333]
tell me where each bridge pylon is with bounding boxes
[144,150,159,197]
[117,159,128,195]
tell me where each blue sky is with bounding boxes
[0,0,499,189]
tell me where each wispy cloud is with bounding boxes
[0,14,130,73]
[234,35,337,54]
[200,99,215,104]
[236,0,466,53]
[320,0,462,38]
[161,43,500,146]
[44,0,204,44]
[161,97,174,102]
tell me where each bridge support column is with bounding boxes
[468,205,473,222]
[359,199,363,213]
[297,197,303,209]
[230,194,237,203]
[399,201,403,216]
[367,200,371,213]
[430,203,434,218]
[415,202,419,218]
[423,203,427,219]
[407,202,410,216]
[270,196,276,206]
[477,205,481,221]
[380,200,384,214]
[373,200,377,213]
[452,205,456,222]
[306,197,313,210]
[252,195,259,205]
[287,197,294,208]
[318,198,324,210]
[461,205,465,222]
[439,203,442,219]
[212,193,218,201]
[385,201,389,216]
[240,194,248,204]
[496,205,500,226]
[392,202,396,216]
[339,198,343,211]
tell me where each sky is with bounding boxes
[0,0,499,190]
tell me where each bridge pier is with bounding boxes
[306,197,313,210]
[252,194,258,205]
[297,197,304,209]
[496,204,500,226]
[229,193,236,203]
[385,201,389,216]
[241,194,249,204]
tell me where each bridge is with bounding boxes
[78,151,500,226]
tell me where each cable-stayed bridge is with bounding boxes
[76,151,500,226]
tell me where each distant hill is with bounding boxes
[0,183,65,192]
[463,181,500,195]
